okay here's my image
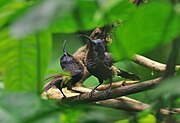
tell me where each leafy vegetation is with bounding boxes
[0,0,180,123]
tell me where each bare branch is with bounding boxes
[42,86,180,115]
[160,108,180,115]
[62,78,161,103]
[42,86,151,112]
[42,80,138,100]
[95,80,139,91]
[133,54,180,72]
[98,97,180,115]
[97,96,149,112]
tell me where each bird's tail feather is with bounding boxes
[117,68,141,80]
[44,74,63,81]
[44,76,63,92]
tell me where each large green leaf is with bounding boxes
[0,30,51,92]
[0,0,9,8]
[110,1,180,60]
[10,0,134,36]
[0,92,60,123]
[153,75,180,102]
[0,0,32,29]
[0,91,87,123]
[10,0,76,38]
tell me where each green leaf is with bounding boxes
[0,91,88,123]
[0,93,41,121]
[110,1,180,60]
[138,114,156,123]
[10,0,135,37]
[0,92,61,123]
[51,0,135,33]
[10,0,75,38]
[153,75,180,102]
[0,108,16,123]
[0,1,32,29]
[115,119,128,123]
[60,109,82,123]
[0,31,51,92]
[0,0,9,8]
[116,114,156,123]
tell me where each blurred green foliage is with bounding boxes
[0,0,180,123]
[116,114,156,123]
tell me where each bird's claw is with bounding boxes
[105,87,111,95]
[61,96,67,99]
[78,93,83,100]
[89,90,95,97]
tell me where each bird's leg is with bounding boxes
[54,82,66,99]
[105,78,112,94]
[71,89,84,94]
[67,85,83,99]
[71,89,84,100]
[67,86,83,94]
[90,79,103,97]
[59,88,66,99]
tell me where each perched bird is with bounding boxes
[78,35,140,97]
[44,40,84,98]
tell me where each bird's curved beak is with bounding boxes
[77,34,93,43]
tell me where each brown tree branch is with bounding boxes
[160,108,180,115]
[133,54,180,72]
[42,88,150,112]
[97,97,150,112]
[42,85,180,115]
[42,80,138,99]
[62,78,161,103]
[95,80,139,91]
[42,86,150,112]
[98,97,180,115]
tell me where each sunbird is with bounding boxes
[44,40,84,98]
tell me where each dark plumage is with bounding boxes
[78,35,140,97]
[44,41,84,98]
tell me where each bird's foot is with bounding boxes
[89,90,95,97]
[78,93,83,100]
[105,87,111,95]
[61,96,67,99]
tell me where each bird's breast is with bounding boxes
[86,60,112,80]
